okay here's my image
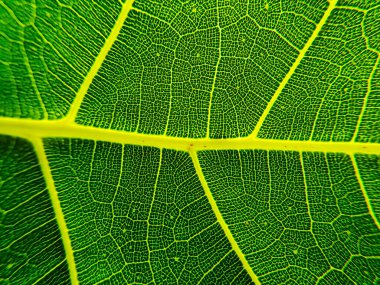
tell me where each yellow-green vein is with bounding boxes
[206,0,222,138]
[1,118,379,155]
[250,0,338,138]
[31,137,78,284]
[190,149,261,285]
[352,54,380,141]
[147,148,163,283]
[351,154,380,229]
[64,0,136,122]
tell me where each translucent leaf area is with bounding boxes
[1,0,379,284]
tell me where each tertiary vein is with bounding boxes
[352,54,380,141]
[206,0,222,138]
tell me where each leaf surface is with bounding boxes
[0,0,379,284]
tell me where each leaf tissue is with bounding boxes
[0,0,379,284]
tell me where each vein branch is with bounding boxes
[351,154,380,229]
[64,0,136,123]
[31,137,78,285]
[189,149,261,285]
[352,54,380,141]
[206,0,222,138]
[249,0,338,139]
[147,148,163,284]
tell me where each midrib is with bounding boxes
[1,117,379,155]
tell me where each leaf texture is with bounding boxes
[0,0,379,284]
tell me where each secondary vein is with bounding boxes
[32,137,79,285]
[250,0,338,139]
[351,154,380,229]
[64,0,136,123]
[190,149,262,285]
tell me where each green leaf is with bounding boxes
[1,0,379,284]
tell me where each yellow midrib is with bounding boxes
[4,120,377,284]
[1,117,379,155]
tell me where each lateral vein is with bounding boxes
[189,150,261,285]
[249,0,338,138]
[351,154,380,229]
[31,137,78,285]
[64,0,136,122]
[352,54,380,141]
[147,148,163,284]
